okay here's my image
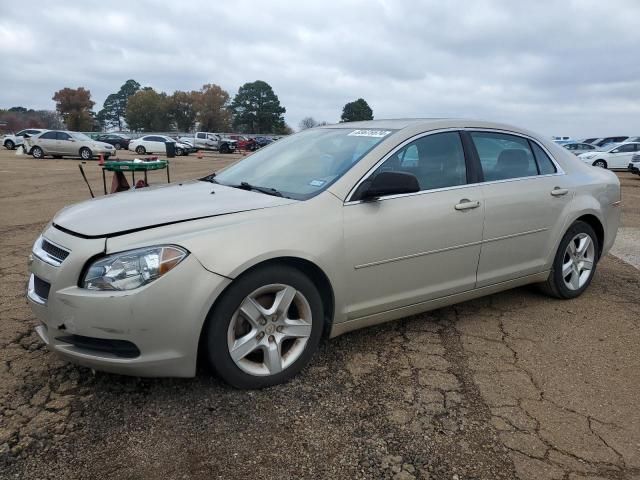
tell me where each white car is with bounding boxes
[578,142,640,169]
[129,135,191,156]
[3,128,47,150]
[628,154,640,176]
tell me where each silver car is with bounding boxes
[25,130,115,160]
[27,119,621,388]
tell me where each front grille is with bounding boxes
[56,335,140,358]
[41,239,70,263]
[33,276,51,300]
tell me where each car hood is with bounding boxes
[53,180,297,238]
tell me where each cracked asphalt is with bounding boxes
[1,149,639,480]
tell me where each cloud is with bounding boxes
[0,0,639,136]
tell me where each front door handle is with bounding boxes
[455,199,480,211]
[550,187,569,197]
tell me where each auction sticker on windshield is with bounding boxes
[348,129,392,138]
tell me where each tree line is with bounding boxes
[1,79,375,134]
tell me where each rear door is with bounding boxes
[37,131,59,154]
[469,130,571,287]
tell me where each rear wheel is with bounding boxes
[593,159,607,168]
[80,147,92,160]
[220,143,230,154]
[542,221,599,299]
[205,265,324,389]
[114,143,121,150]
[4,140,15,150]
[32,146,44,159]
[135,145,146,154]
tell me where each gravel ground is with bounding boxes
[1,149,639,479]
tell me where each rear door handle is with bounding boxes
[455,199,480,211]
[550,187,569,197]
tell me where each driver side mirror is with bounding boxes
[358,171,420,201]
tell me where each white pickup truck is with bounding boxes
[178,132,237,153]
[3,128,47,150]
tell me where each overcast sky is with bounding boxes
[1,0,639,137]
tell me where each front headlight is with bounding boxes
[82,246,188,291]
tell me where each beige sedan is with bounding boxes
[27,119,621,388]
[25,130,115,160]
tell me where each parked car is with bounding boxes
[95,133,131,150]
[177,132,237,153]
[254,136,273,148]
[23,130,115,160]
[594,136,628,148]
[26,119,620,388]
[628,154,640,175]
[229,135,258,151]
[128,135,191,156]
[625,136,640,143]
[578,142,640,169]
[3,128,47,150]
[563,142,598,155]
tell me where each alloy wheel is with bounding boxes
[562,233,595,291]
[227,284,313,376]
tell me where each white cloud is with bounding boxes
[0,0,639,136]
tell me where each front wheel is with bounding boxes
[593,159,607,168]
[175,147,184,156]
[114,143,121,150]
[4,140,15,150]
[219,143,230,154]
[542,221,599,299]
[80,147,92,160]
[205,265,324,389]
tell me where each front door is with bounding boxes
[607,143,638,168]
[343,131,485,319]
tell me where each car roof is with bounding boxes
[318,118,549,140]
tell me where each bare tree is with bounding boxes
[299,116,317,130]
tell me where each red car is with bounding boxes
[229,135,258,151]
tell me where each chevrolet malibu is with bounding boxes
[27,119,621,388]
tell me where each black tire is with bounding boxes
[135,146,146,154]
[4,140,15,150]
[32,146,44,159]
[204,265,324,389]
[176,147,184,156]
[219,143,230,154]
[593,159,607,168]
[80,147,92,160]
[541,221,599,299]
[104,154,110,160]
[114,143,121,150]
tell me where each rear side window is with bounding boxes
[530,142,557,174]
[470,132,538,181]
[57,132,72,140]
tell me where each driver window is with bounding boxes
[372,132,467,191]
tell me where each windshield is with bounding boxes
[212,128,394,200]
[72,132,92,141]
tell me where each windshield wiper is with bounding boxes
[200,173,218,183]
[235,181,284,198]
